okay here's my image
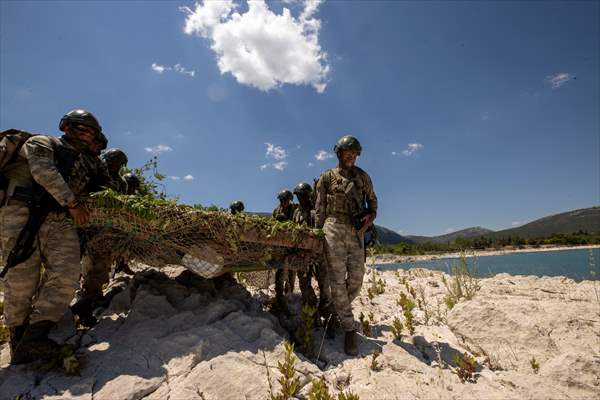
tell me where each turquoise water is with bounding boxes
[375,248,600,281]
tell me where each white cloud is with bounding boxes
[151,63,196,78]
[183,174,195,180]
[445,228,455,234]
[511,221,522,226]
[272,161,288,171]
[401,143,424,156]
[182,0,330,93]
[145,144,173,154]
[307,162,314,167]
[174,63,196,77]
[315,150,334,161]
[169,176,181,181]
[151,63,167,74]
[391,151,397,156]
[260,164,269,171]
[265,142,288,160]
[546,72,574,89]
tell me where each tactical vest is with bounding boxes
[322,167,367,218]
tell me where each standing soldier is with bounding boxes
[315,135,378,356]
[229,200,245,215]
[101,148,128,193]
[272,189,296,311]
[293,182,334,333]
[0,109,102,364]
[73,148,130,326]
[122,172,141,195]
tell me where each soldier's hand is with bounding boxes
[359,213,375,235]
[68,202,90,226]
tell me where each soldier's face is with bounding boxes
[339,150,358,169]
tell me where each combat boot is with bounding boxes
[11,320,61,365]
[344,330,359,356]
[8,324,27,354]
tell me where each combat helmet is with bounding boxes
[59,109,102,134]
[123,173,140,194]
[277,190,293,202]
[293,182,313,197]
[230,200,245,214]
[101,148,128,168]
[333,135,362,156]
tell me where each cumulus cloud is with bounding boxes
[445,228,455,233]
[151,63,167,73]
[511,221,522,226]
[151,63,196,77]
[168,174,194,181]
[315,150,334,161]
[265,142,288,160]
[181,0,330,92]
[546,72,574,89]
[145,144,173,154]
[401,143,424,156]
[260,142,289,171]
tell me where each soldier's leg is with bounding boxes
[80,251,111,305]
[274,268,288,312]
[323,220,355,332]
[286,270,297,295]
[346,231,366,302]
[29,213,80,324]
[0,205,40,328]
[315,259,333,317]
[297,269,317,308]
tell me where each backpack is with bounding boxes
[0,129,37,172]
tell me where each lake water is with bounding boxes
[375,247,600,281]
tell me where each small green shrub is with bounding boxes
[370,349,382,371]
[297,305,316,356]
[338,391,360,400]
[267,342,301,400]
[442,254,481,308]
[308,378,334,400]
[359,312,372,337]
[397,293,416,335]
[390,317,403,340]
[452,352,477,383]
[530,357,540,374]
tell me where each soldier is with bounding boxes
[73,148,131,326]
[315,135,378,356]
[123,172,141,195]
[0,109,102,364]
[293,182,334,334]
[272,190,297,311]
[101,148,128,193]
[229,200,245,215]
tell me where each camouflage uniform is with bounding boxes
[315,166,377,332]
[77,160,126,316]
[0,135,96,328]
[292,204,333,318]
[272,203,297,307]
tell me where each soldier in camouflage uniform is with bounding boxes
[74,148,130,326]
[101,148,128,193]
[293,182,334,332]
[315,135,377,355]
[0,109,104,364]
[123,172,140,195]
[272,190,297,311]
[229,200,245,215]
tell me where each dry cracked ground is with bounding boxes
[1,265,599,400]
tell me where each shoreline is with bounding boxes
[369,244,600,265]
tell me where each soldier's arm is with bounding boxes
[314,174,327,228]
[22,136,76,207]
[364,172,378,219]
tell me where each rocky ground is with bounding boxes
[1,264,599,400]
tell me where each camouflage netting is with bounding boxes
[81,190,324,285]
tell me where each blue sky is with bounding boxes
[1,0,598,236]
